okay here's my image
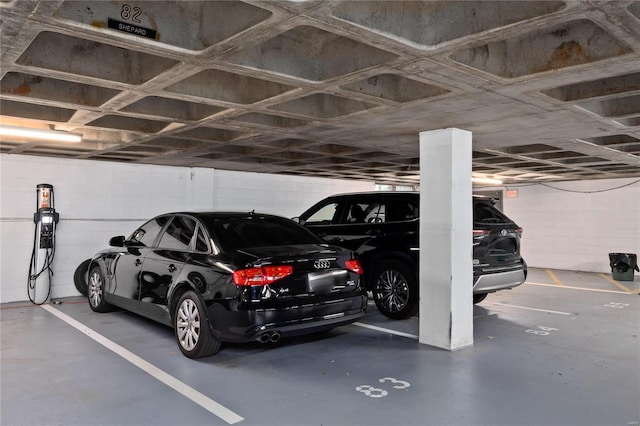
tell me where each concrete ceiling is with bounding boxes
[1,0,639,185]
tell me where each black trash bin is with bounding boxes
[608,253,639,281]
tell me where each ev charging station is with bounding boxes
[28,183,59,304]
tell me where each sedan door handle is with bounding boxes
[168,264,177,273]
[134,259,142,266]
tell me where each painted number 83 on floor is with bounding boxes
[356,377,411,398]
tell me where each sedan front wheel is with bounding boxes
[174,291,220,358]
[88,266,112,313]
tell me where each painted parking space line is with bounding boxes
[353,322,418,340]
[597,273,635,293]
[527,282,631,295]
[41,304,244,425]
[485,302,571,316]
[545,269,564,286]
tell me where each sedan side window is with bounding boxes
[157,216,198,251]
[131,216,170,247]
[194,226,210,253]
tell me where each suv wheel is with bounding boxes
[473,293,488,304]
[372,260,418,319]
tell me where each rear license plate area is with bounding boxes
[307,270,349,295]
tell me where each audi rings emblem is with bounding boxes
[313,259,331,269]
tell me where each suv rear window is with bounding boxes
[474,201,512,225]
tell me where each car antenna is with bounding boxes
[250,209,254,216]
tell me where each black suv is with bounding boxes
[297,192,527,319]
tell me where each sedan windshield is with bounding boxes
[203,216,322,251]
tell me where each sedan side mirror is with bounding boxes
[109,235,126,247]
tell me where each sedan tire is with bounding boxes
[174,291,220,359]
[73,258,91,296]
[372,259,418,320]
[88,266,112,312]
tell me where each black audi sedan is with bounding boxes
[87,212,366,358]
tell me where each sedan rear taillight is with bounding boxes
[232,265,294,286]
[345,259,363,275]
[515,227,523,236]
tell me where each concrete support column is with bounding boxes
[418,128,473,350]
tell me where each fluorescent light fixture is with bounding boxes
[408,175,504,185]
[472,177,503,185]
[0,125,82,143]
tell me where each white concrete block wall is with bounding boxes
[502,178,640,275]
[212,169,372,218]
[0,154,373,303]
[3,153,637,303]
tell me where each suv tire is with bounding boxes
[473,293,488,304]
[372,259,418,319]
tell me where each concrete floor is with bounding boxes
[1,268,639,426]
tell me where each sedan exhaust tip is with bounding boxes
[257,331,281,344]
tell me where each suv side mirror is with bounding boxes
[109,235,126,247]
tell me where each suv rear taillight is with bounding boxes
[345,259,363,275]
[473,229,491,238]
[232,265,293,286]
[473,229,491,245]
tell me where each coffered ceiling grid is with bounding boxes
[1,0,639,185]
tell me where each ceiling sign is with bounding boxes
[107,18,157,40]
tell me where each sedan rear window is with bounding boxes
[205,216,322,251]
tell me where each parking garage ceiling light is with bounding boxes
[471,177,503,185]
[406,175,504,185]
[0,125,82,143]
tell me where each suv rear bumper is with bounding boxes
[473,268,525,294]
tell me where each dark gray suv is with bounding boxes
[297,192,527,319]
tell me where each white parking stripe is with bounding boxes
[486,302,571,316]
[353,322,418,340]
[41,305,244,425]
[527,282,630,294]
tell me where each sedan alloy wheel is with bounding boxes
[88,266,111,312]
[176,298,200,351]
[173,291,220,358]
